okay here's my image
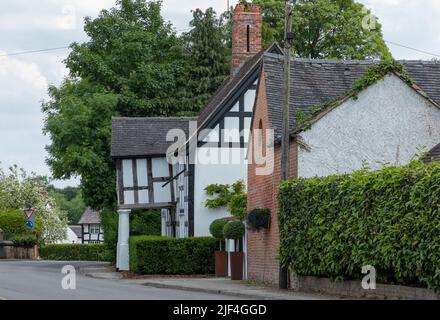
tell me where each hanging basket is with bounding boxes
[246,208,271,231]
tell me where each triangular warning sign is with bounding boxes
[24,210,34,220]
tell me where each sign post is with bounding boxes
[23,209,36,231]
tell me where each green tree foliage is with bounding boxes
[48,186,86,224]
[0,166,68,243]
[42,0,188,209]
[181,8,230,113]
[130,209,162,236]
[278,160,440,290]
[240,0,391,59]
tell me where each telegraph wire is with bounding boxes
[0,46,71,58]
[0,40,439,59]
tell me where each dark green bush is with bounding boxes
[209,218,228,240]
[101,206,119,263]
[129,236,218,274]
[223,221,245,240]
[131,209,161,236]
[246,208,271,231]
[9,235,37,247]
[40,244,108,261]
[278,161,440,291]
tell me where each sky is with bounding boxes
[0,0,439,188]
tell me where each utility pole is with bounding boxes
[279,0,295,290]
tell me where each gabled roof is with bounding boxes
[424,143,440,163]
[111,117,196,158]
[69,225,83,238]
[261,54,440,138]
[197,42,283,131]
[78,208,101,225]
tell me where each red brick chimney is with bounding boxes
[231,3,263,75]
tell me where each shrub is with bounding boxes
[246,208,271,231]
[101,206,119,263]
[9,235,37,247]
[0,209,42,239]
[40,244,107,261]
[131,209,161,236]
[209,218,228,240]
[223,221,245,240]
[278,160,440,291]
[129,236,218,274]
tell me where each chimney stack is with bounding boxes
[231,3,262,75]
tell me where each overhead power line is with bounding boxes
[0,46,70,58]
[0,40,438,59]
[385,40,440,59]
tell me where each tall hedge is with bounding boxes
[278,161,440,290]
[0,209,42,239]
[40,244,108,261]
[130,236,218,275]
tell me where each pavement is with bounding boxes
[130,278,339,300]
[0,260,340,300]
[0,260,246,300]
[81,264,338,300]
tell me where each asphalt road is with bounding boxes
[0,260,243,300]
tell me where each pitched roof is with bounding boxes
[78,208,101,225]
[68,225,83,238]
[424,143,440,163]
[197,42,283,131]
[111,117,196,158]
[262,54,440,137]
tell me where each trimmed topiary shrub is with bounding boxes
[40,244,107,261]
[129,236,218,275]
[209,218,228,240]
[279,160,440,291]
[246,208,271,231]
[223,221,245,240]
[210,218,228,251]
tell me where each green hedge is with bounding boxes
[40,244,108,261]
[279,161,440,290]
[0,209,42,238]
[130,236,218,275]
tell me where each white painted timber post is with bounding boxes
[117,209,131,271]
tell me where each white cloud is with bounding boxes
[0,0,438,189]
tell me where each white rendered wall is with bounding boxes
[298,74,440,178]
[193,147,248,237]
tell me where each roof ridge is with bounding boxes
[112,116,196,121]
[263,53,379,65]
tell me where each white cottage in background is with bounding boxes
[111,4,281,271]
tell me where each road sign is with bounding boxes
[25,220,34,230]
[24,210,35,220]
[23,209,36,231]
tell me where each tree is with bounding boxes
[181,8,230,113]
[43,0,188,209]
[240,0,391,59]
[48,186,86,224]
[0,166,68,243]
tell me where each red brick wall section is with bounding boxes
[231,4,262,74]
[247,70,298,285]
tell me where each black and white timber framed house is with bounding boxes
[110,4,281,271]
[78,208,104,244]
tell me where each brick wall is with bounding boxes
[247,71,298,284]
[231,3,262,74]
